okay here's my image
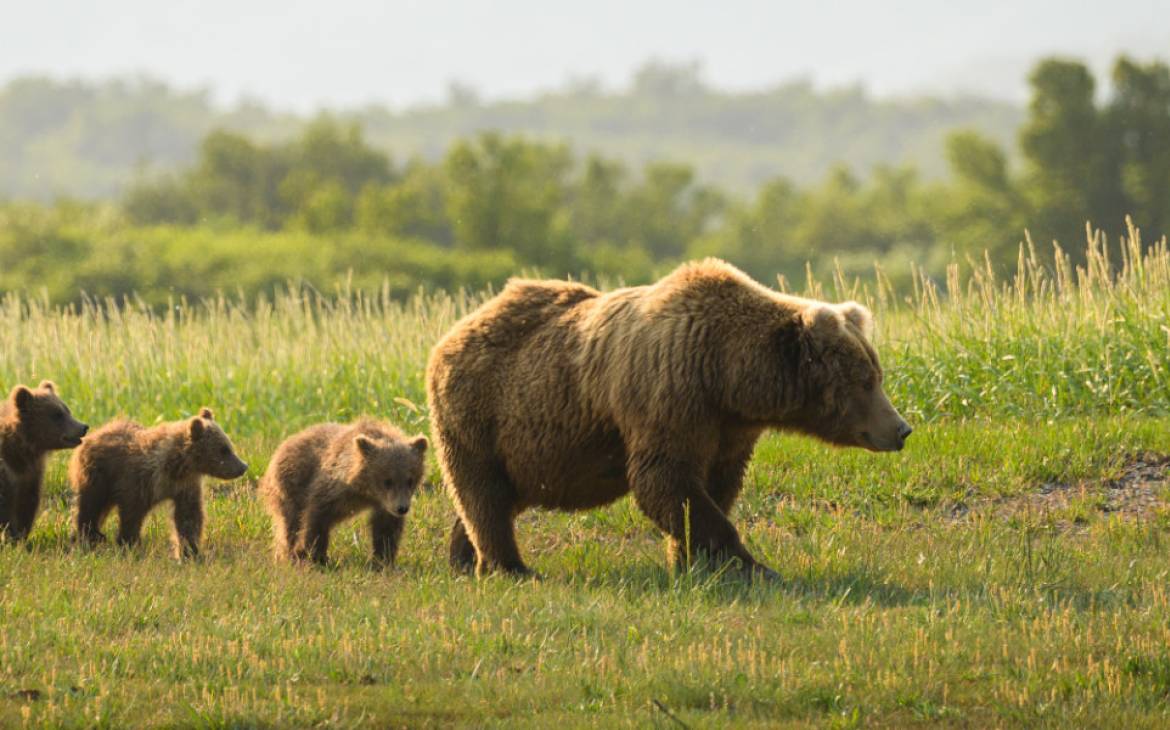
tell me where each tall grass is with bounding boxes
[3,221,1167,441]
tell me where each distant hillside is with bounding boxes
[0,67,1022,200]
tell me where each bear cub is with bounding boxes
[69,408,247,558]
[0,381,88,543]
[260,419,427,566]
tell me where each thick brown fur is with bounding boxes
[0,381,88,543]
[69,408,247,559]
[427,258,911,578]
[259,420,427,566]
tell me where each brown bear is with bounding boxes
[259,420,427,566]
[427,258,912,578]
[0,381,88,543]
[69,408,247,558]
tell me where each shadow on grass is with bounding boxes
[554,559,924,608]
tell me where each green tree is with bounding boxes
[444,133,574,268]
[355,162,453,245]
[1019,59,1115,249]
[933,131,1027,261]
[1106,57,1170,239]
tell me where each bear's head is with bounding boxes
[789,302,910,452]
[5,381,88,450]
[734,300,910,452]
[349,433,428,517]
[186,408,249,479]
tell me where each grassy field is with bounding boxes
[3,228,1170,727]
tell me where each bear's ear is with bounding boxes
[409,435,428,455]
[10,386,34,412]
[835,301,874,340]
[354,435,377,456]
[801,305,842,333]
[189,417,205,440]
[38,380,56,393]
[199,407,214,421]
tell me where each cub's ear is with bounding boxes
[199,407,214,420]
[10,386,34,412]
[835,301,874,340]
[354,435,377,456]
[190,417,205,440]
[38,380,57,393]
[409,435,428,455]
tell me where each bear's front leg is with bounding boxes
[368,508,403,567]
[171,485,205,560]
[629,451,774,579]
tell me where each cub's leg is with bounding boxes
[369,508,404,567]
[74,474,115,546]
[172,484,205,560]
[0,480,13,542]
[115,498,149,549]
[7,479,42,542]
[297,496,339,565]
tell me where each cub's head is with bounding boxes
[792,302,911,452]
[187,408,249,479]
[349,432,428,517]
[6,381,88,450]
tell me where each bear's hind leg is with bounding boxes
[444,455,530,576]
[448,517,477,574]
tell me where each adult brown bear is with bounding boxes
[426,259,911,578]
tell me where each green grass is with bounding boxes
[3,227,1170,726]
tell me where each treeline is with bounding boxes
[0,61,1018,200]
[2,56,1168,305]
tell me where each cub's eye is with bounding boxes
[54,411,66,421]
[220,446,231,457]
[383,478,394,488]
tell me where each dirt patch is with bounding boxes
[949,452,1170,525]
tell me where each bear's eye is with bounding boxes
[54,411,66,422]
[383,478,394,489]
[220,446,231,457]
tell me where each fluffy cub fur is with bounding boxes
[0,381,88,543]
[69,408,247,558]
[259,419,427,566]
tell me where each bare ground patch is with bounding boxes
[949,452,1170,526]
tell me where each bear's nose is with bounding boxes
[79,424,89,435]
[897,422,913,441]
[394,505,410,516]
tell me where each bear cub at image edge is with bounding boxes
[259,419,427,566]
[0,381,88,543]
[69,408,248,559]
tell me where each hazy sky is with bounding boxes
[2,0,1165,110]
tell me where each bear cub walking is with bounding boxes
[0,381,88,543]
[260,420,427,566]
[70,408,247,558]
